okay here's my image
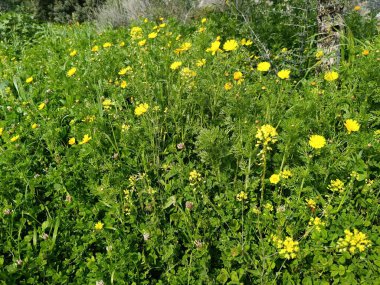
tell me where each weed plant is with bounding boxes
[0,11,379,284]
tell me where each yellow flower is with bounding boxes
[189,170,202,185]
[306,198,316,209]
[120,80,128,89]
[148,32,157,39]
[119,41,125,47]
[362,49,369,56]
[277,69,291,79]
[201,18,207,24]
[175,42,191,54]
[159,23,166,28]
[206,40,222,55]
[103,42,112,48]
[138,39,146,46]
[102,99,113,109]
[91,45,99,52]
[26,77,33,83]
[180,67,196,78]
[309,135,326,149]
[170,61,182,70]
[315,50,324,59]
[196,59,206,67]
[31,123,38,129]
[280,169,292,179]
[241,38,253,46]
[233,71,244,84]
[68,137,76,145]
[70,50,77,57]
[95,221,104,230]
[79,134,91,145]
[223,39,238,51]
[121,124,130,132]
[38,102,46,110]
[134,103,149,116]
[67,67,77,77]
[279,237,299,260]
[344,119,360,134]
[224,82,233,91]
[118,67,132,75]
[269,174,280,184]
[198,27,206,33]
[337,229,371,253]
[256,124,278,146]
[236,191,248,201]
[257,62,271,72]
[308,217,325,232]
[324,71,339,81]
[130,26,143,39]
[0,128,3,136]
[328,179,345,192]
[354,5,361,11]
[10,135,20,142]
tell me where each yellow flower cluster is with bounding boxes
[102,98,113,110]
[236,191,248,201]
[135,103,149,116]
[130,26,143,39]
[269,169,292,185]
[315,50,324,59]
[308,217,325,232]
[306,198,317,210]
[255,124,278,146]
[328,179,344,193]
[189,170,202,186]
[180,67,197,78]
[336,229,371,253]
[272,235,299,259]
[280,169,292,179]
[124,189,132,215]
[240,38,253,46]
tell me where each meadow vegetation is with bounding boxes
[0,1,379,284]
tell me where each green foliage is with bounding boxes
[0,13,43,56]
[0,10,379,285]
[26,0,106,23]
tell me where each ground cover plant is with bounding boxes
[0,5,380,284]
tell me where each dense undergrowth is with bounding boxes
[0,7,380,285]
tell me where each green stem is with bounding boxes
[260,148,267,207]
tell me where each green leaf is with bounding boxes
[163,195,176,209]
[216,268,229,284]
